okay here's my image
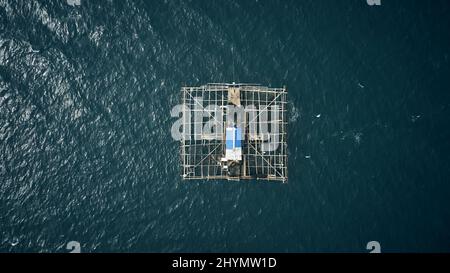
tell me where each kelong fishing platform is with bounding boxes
[179,83,287,182]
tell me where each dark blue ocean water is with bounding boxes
[1,0,450,252]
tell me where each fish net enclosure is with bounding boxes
[179,83,287,182]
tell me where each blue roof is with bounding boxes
[235,127,242,148]
[226,127,242,149]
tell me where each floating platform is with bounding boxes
[180,83,288,182]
